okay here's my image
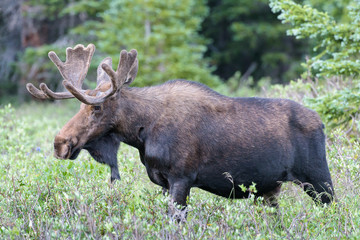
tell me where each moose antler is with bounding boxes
[26,44,95,100]
[26,44,138,105]
[63,49,138,105]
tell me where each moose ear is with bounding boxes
[124,56,138,86]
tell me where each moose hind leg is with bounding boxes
[110,163,120,183]
[302,134,334,204]
[301,158,334,204]
[257,183,282,208]
[302,179,334,205]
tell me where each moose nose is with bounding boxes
[53,136,78,159]
[53,144,71,159]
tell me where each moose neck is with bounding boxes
[113,86,163,148]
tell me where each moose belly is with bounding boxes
[194,163,287,199]
[196,178,251,199]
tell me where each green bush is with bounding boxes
[270,0,360,78]
[269,0,360,138]
[305,82,360,138]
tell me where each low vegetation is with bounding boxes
[1,0,359,238]
[0,90,359,238]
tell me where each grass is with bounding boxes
[0,101,359,239]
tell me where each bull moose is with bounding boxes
[27,44,334,218]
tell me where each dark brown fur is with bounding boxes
[54,79,334,218]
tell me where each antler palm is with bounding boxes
[48,44,95,88]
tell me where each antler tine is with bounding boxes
[63,79,115,105]
[125,57,138,84]
[101,49,138,87]
[118,49,138,84]
[26,83,50,99]
[39,83,74,99]
[63,58,119,105]
[63,55,118,105]
[26,83,74,100]
[100,50,128,91]
[96,57,112,85]
[26,44,95,100]
[63,49,138,105]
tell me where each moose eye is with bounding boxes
[93,105,101,111]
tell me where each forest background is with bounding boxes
[0,0,360,238]
[1,0,360,136]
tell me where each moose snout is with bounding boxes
[53,135,79,159]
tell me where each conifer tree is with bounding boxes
[75,0,220,87]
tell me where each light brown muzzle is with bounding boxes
[54,135,80,160]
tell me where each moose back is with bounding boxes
[27,44,334,217]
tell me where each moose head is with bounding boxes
[26,44,138,181]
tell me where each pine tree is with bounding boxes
[201,0,308,84]
[270,0,360,77]
[74,0,220,87]
[270,0,360,137]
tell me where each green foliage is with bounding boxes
[1,102,360,238]
[216,71,271,97]
[269,0,360,138]
[305,82,360,137]
[15,0,110,102]
[26,0,68,20]
[26,0,110,20]
[201,0,307,83]
[21,45,67,96]
[60,0,111,18]
[304,0,352,22]
[71,0,220,87]
[270,0,360,77]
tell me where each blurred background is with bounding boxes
[0,0,359,137]
[0,0,346,101]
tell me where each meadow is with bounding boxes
[1,0,360,238]
[0,89,359,239]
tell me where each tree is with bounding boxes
[0,0,104,102]
[72,0,220,87]
[270,0,360,77]
[201,0,308,84]
[270,0,360,137]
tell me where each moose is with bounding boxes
[27,44,334,218]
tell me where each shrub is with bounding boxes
[269,0,360,138]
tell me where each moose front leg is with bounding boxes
[85,133,121,183]
[109,164,120,182]
[87,147,120,183]
[168,178,192,222]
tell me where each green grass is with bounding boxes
[0,102,359,239]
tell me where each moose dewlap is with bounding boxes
[27,44,334,219]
